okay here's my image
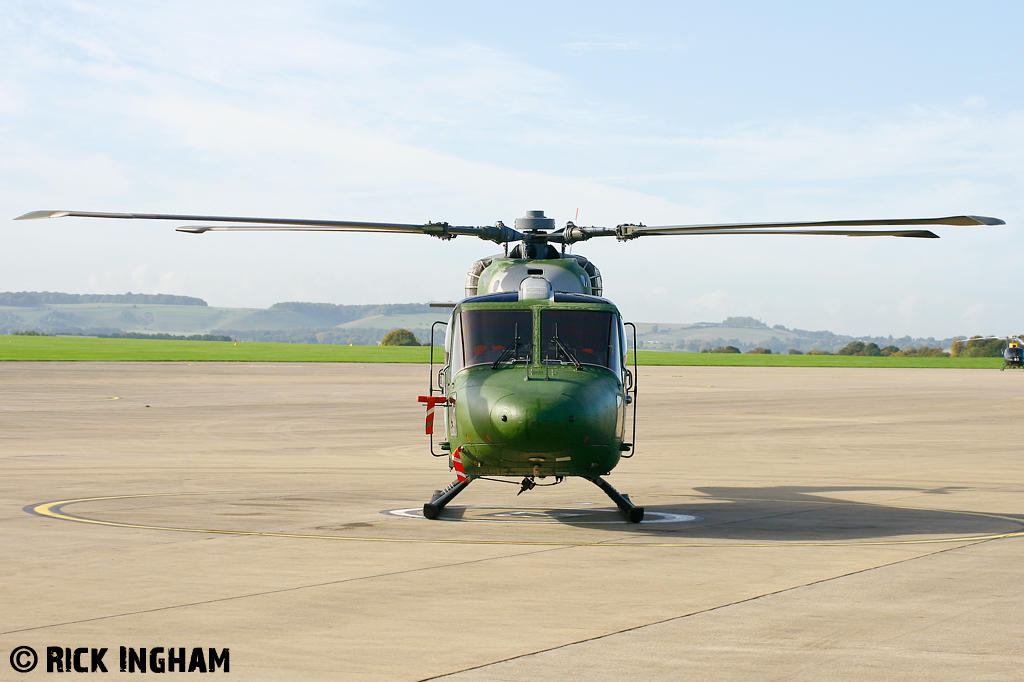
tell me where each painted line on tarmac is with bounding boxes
[1,395,120,402]
[25,492,1024,548]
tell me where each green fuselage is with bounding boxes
[441,289,628,479]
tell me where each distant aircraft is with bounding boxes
[953,335,1024,370]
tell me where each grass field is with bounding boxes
[0,335,433,363]
[630,350,1004,369]
[0,335,1007,368]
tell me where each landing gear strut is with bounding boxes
[423,479,470,519]
[590,476,644,523]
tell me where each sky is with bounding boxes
[1,0,1022,338]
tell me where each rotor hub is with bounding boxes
[515,210,555,233]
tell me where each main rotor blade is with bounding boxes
[563,215,1003,242]
[638,215,1004,233]
[176,225,419,233]
[15,210,523,243]
[643,228,942,238]
[174,224,458,235]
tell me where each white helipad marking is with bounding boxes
[383,507,701,524]
[482,510,589,519]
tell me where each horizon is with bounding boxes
[0,288,998,342]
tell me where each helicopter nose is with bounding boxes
[489,388,616,449]
[491,393,584,447]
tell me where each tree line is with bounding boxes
[695,340,951,356]
[835,341,948,357]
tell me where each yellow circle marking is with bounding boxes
[26,492,1024,548]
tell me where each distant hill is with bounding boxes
[0,292,969,351]
[0,294,444,345]
[227,302,434,330]
[634,320,956,354]
[0,291,207,307]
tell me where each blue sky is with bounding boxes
[2,1,1021,337]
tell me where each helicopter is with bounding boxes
[952,335,1024,370]
[16,208,1005,521]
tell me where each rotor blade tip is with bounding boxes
[15,210,67,220]
[892,230,940,238]
[971,216,1005,225]
[175,226,211,233]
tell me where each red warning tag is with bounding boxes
[417,396,450,435]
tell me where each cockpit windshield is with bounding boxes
[541,310,622,374]
[459,310,533,368]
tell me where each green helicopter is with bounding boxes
[16,208,1005,521]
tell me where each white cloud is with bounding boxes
[565,40,646,55]
[597,108,1024,187]
[896,295,919,318]
[692,289,728,310]
[563,35,686,56]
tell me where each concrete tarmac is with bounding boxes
[1,362,1022,681]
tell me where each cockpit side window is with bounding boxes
[540,310,621,375]
[449,313,463,375]
[460,309,533,368]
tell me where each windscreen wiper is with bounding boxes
[492,324,528,369]
[551,324,581,369]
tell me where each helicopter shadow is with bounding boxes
[558,485,1024,542]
